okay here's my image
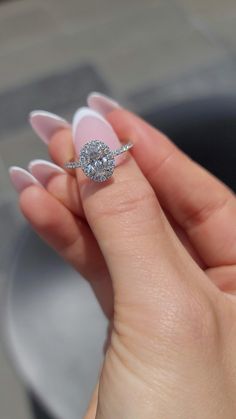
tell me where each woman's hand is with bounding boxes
[10,98,236,419]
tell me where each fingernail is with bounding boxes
[72,107,121,159]
[87,92,120,117]
[9,166,41,193]
[28,159,66,186]
[29,110,70,144]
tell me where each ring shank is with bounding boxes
[112,142,133,157]
[64,161,81,169]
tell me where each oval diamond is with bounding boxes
[79,140,115,182]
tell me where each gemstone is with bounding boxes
[79,140,115,182]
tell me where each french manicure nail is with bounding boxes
[28,159,66,186]
[9,166,41,193]
[29,110,70,144]
[72,107,121,159]
[87,92,120,117]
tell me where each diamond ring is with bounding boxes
[64,140,133,182]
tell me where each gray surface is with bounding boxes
[0,338,30,419]
[0,202,31,419]
[0,0,236,94]
[0,64,108,135]
[128,56,236,114]
[3,227,108,419]
[1,0,236,418]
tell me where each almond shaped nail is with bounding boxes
[29,110,70,144]
[72,107,121,161]
[87,92,120,117]
[9,166,41,193]
[28,159,66,186]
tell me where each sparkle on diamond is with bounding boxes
[80,140,115,182]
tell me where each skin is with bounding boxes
[19,109,236,418]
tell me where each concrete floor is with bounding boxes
[1,0,236,418]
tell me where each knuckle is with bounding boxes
[183,193,233,231]
[146,146,177,181]
[91,178,159,221]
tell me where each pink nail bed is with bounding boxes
[29,110,69,144]
[28,160,66,186]
[87,92,120,117]
[72,107,122,163]
[9,166,40,193]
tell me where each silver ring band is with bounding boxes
[65,140,133,182]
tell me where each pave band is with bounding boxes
[64,140,133,182]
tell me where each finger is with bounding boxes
[19,185,113,317]
[29,110,70,144]
[47,171,85,216]
[28,159,84,217]
[108,109,236,268]
[48,127,75,171]
[44,121,205,267]
[165,210,205,269]
[206,265,236,294]
[29,153,205,270]
[29,111,206,272]
[19,185,103,276]
[29,110,76,176]
[30,109,209,272]
[29,109,206,269]
[72,108,201,309]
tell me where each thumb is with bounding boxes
[72,107,206,329]
[71,108,219,419]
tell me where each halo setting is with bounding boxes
[80,140,115,182]
[65,139,133,182]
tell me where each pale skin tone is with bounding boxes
[19,109,236,418]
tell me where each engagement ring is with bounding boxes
[65,140,133,182]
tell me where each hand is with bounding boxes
[10,98,236,419]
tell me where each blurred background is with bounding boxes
[0,0,236,418]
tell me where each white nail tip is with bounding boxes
[28,159,65,174]
[9,166,38,181]
[87,92,120,108]
[9,166,40,192]
[29,110,69,125]
[72,106,110,139]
